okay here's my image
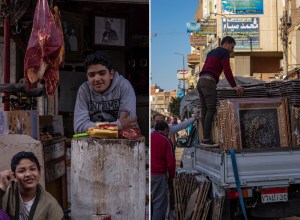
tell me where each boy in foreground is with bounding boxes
[0,151,64,220]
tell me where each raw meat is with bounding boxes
[24,0,64,96]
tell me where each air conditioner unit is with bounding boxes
[280,59,285,69]
[287,16,292,25]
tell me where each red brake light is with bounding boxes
[226,189,252,199]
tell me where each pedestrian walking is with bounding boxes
[151,121,176,220]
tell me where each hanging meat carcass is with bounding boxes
[24,0,64,96]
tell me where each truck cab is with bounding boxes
[176,124,199,170]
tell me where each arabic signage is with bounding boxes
[186,22,201,33]
[222,0,264,14]
[190,33,207,46]
[199,19,217,34]
[223,17,260,50]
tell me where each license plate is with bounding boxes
[261,187,288,203]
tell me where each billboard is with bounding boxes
[186,22,200,33]
[222,0,264,14]
[177,70,190,80]
[223,17,260,50]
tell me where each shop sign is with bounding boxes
[186,22,201,33]
[191,33,207,47]
[222,0,264,14]
[222,17,260,50]
[199,19,217,34]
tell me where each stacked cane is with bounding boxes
[280,80,300,147]
[211,193,224,220]
[173,169,211,220]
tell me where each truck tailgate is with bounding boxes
[194,148,300,188]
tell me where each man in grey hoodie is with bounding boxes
[74,51,137,134]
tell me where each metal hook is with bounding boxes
[12,19,21,35]
[49,0,54,9]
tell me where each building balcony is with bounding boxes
[187,54,200,67]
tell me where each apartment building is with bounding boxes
[186,0,300,85]
[150,84,177,116]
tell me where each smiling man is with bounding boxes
[0,151,64,220]
[74,51,137,134]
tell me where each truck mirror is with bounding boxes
[176,137,187,148]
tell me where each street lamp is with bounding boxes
[174,52,185,94]
[210,12,228,36]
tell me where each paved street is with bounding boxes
[175,147,184,168]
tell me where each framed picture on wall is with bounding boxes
[94,16,126,47]
[61,11,84,61]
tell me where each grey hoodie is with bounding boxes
[74,72,136,133]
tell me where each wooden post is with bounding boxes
[3,0,10,111]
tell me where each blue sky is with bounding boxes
[151,1,198,92]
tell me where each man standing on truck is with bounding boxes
[197,36,244,146]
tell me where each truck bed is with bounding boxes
[194,147,300,188]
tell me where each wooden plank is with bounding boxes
[201,199,211,220]
[212,193,224,220]
[43,141,65,162]
[45,157,66,182]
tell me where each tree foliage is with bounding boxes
[169,97,181,117]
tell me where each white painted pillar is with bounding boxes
[71,137,145,219]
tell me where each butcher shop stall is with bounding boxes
[0,0,149,219]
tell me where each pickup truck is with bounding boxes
[177,125,300,219]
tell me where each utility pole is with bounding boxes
[282,0,289,76]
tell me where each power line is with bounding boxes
[152,32,187,35]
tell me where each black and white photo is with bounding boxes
[61,11,83,61]
[94,16,126,47]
